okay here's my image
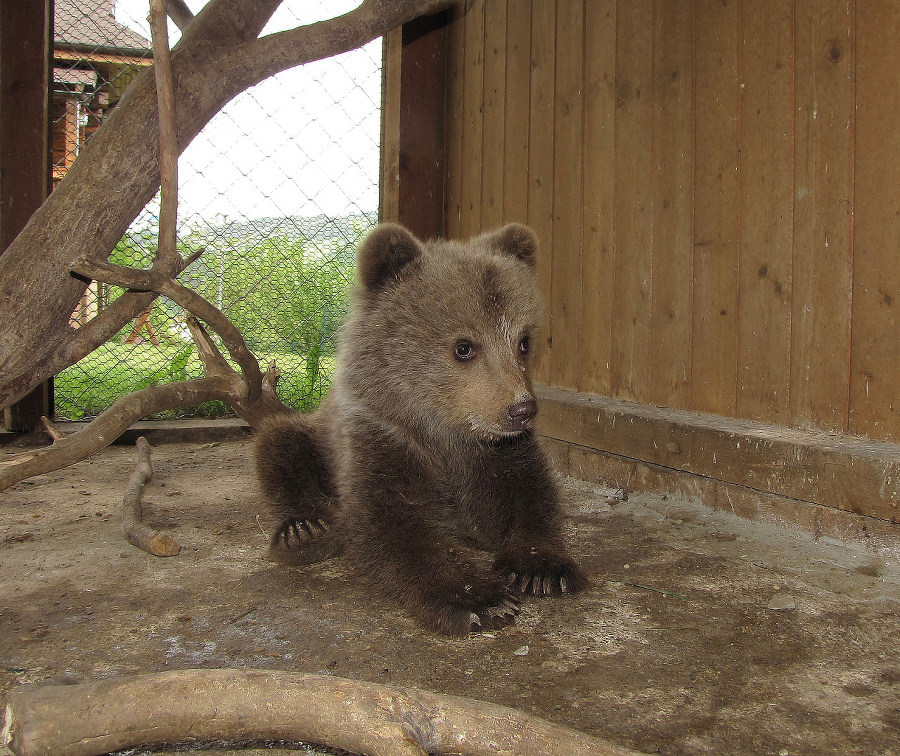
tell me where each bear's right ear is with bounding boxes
[483,223,538,268]
[356,224,423,290]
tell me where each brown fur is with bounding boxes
[254,223,588,636]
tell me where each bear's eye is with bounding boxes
[454,341,477,362]
[519,335,530,355]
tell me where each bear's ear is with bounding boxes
[483,223,539,268]
[356,224,423,289]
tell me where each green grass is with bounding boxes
[55,341,333,421]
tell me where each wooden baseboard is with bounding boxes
[536,386,900,550]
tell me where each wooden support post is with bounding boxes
[381,10,449,240]
[1,0,52,431]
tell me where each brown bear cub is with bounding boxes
[255,223,588,636]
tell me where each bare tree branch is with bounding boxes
[238,0,452,87]
[122,436,181,557]
[0,376,235,492]
[3,668,644,756]
[39,416,65,442]
[71,257,262,403]
[59,249,203,370]
[187,317,293,425]
[149,0,181,270]
[166,0,195,31]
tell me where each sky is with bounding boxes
[113,0,383,225]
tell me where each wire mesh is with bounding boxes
[53,0,381,420]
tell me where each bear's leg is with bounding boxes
[339,438,522,636]
[481,441,590,596]
[254,413,342,565]
[351,513,522,636]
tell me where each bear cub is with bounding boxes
[255,223,588,636]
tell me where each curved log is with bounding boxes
[122,436,181,557]
[2,668,645,756]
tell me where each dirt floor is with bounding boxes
[2,431,900,756]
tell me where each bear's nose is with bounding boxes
[507,398,538,430]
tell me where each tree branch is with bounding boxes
[71,257,262,403]
[149,0,181,270]
[59,249,203,371]
[187,317,293,425]
[122,436,181,557]
[0,376,235,492]
[227,0,453,91]
[166,0,195,31]
[3,669,644,756]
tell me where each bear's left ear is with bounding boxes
[356,224,423,290]
[484,223,538,268]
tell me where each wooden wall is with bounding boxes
[436,0,900,444]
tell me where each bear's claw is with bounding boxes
[268,517,343,566]
[465,591,520,632]
[500,553,589,597]
[277,517,328,547]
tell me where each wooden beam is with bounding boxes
[398,11,448,240]
[379,27,402,224]
[536,385,900,523]
[382,11,449,238]
[1,0,52,431]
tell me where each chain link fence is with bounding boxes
[53,0,381,420]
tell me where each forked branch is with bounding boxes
[70,256,262,404]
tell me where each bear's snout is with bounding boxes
[506,398,538,431]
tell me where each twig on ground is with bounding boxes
[39,416,65,443]
[122,436,180,557]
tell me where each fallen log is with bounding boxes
[2,668,645,756]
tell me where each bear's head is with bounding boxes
[339,223,544,444]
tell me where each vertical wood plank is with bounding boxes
[580,0,617,396]
[791,0,854,433]
[736,0,795,423]
[460,0,485,239]
[1,0,51,430]
[444,2,466,238]
[502,0,531,224]
[380,29,402,224]
[548,0,584,390]
[691,0,740,416]
[851,1,900,440]
[611,0,654,401]
[379,28,402,224]
[528,0,556,384]
[648,0,695,407]
[398,14,448,241]
[481,0,507,229]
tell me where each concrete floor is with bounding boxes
[2,435,899,755]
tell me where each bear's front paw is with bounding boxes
[268,518,343,565]
[496,552,589,596]
[425,584,521,637]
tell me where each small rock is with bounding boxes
[513,645,529,656]
[767,594,796,611]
